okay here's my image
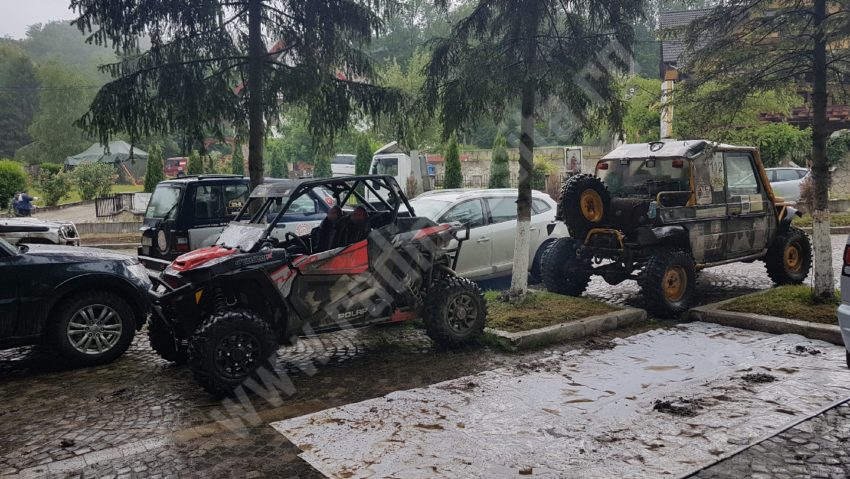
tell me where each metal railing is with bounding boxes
[95,193,137,217]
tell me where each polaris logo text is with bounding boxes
[338,309,367,320]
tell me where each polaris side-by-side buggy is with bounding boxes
[148,175,487,395]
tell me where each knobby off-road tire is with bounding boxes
[529,240,555,285]
[558,174,611,239]
[423,276,487,348]
[47,291,136,366]
[764,226,812,285]
[148,315,188,364]
[639,249,697,319]
[541,238,591,297]
[188,309,278,397]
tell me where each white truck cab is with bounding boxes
[369,142,432,198]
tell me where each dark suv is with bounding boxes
[0,238,151,365]
[139,176,252,270]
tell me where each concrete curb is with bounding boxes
[798,226,850,235]
[485,306,647,351]
[689,297,843,345]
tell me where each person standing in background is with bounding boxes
[14,191,36,217]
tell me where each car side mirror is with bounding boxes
[454,228,469,241]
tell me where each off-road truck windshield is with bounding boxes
[597,158,690,198]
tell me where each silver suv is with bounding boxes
[409,189,568,281]
[839,236,850,369]
[0,217,80,246]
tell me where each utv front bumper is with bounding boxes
[148,274,202,335]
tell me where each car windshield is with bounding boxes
[0,237,16,255]
[409,198,451,220]
[146,186,182,220]
[236,187,333,225]
[597,158,690,198]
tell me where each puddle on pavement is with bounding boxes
[271,322,850,479]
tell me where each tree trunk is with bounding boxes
[510,82,535,294]
[811,0,834,298]
[246,0,266,190]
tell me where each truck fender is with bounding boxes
[780,206,802,231]
[636,225,689,249]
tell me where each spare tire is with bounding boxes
[558,174,610,239]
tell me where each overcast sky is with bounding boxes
[0,0,75,39]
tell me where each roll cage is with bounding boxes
[234,175,415,243]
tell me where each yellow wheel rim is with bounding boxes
[580,190,604,222]
[784,244,802,272]
[663,266,687,302]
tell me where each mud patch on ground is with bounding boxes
[583,338,617,351]
[742,373,777,384]
[438,380,478,392]
[793,345,822,356]
[514,359,562,375]
[653,397,705,417]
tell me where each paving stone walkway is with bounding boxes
[692,401,850,479]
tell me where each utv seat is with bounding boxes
[312,206,342,253]
[368,211,394,230]
[336,206,371,247]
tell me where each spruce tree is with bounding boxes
[425,0,643,293]
[443,134,462,189]
[187,150,203,175]
[355,135,373,176]
[489,133,510,188]
[231,143,245,176]
[143,144,165,192]
[71,0,403,191]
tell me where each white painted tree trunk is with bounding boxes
[510,81,535,295]
[510,217,532,293]
[812,209,834,295]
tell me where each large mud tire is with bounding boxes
[188,309,278,397]
[148,315,188,364]
[639,250,697,319]
[558,174,610,239]
[423,277,487,348]
[764,226,811,285]
[47,291,136,367]
[541,238,591,297]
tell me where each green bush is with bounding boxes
[827,131,850,167]
[144,145,165,193]
[444,134,462,188]
[489,133,510,188]
[39,170,72,206]
[71,162,114,200]
[40,162,63,176]
[0,160,29,209]
[728,123,811,167]
[313,154,332,178]
[532,160,555,191]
